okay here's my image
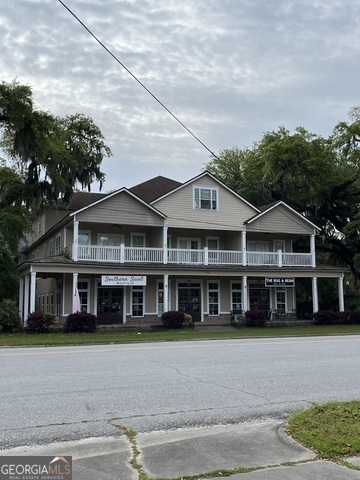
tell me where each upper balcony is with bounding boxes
[70,244,314,267]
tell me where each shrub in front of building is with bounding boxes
[63,312,97,333]
[0,299,22,333]
[26,312,56,333]
[313,310,360,325]
[244,309,267,327]
[347,311,360,324]
[161,311,186,329]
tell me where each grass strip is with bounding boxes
[1,325,360,347]
[287,401,360,460]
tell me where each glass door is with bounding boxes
[178,283,201,322]
[97,288,123,324]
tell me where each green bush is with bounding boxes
[64,312,97,333]
[244,309,267,327]
[313,310,347,325]
[26,312,56,333]
[0,299,22,333]
[347,311,360,324]
[161,311,185,329]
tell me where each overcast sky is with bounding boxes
[1,0,359,192]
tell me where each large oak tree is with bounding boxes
[0,79,112,300]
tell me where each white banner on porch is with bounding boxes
[101,275,147,286]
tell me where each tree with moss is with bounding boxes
[0,79,112,300]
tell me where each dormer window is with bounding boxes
[194,187,218,211]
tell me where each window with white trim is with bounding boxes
[194,187,218,211]
[157,281,164,316]
[231,282,242,313]
[276,288,286,314]
[98,233,124,246]
[78,281,89,313]
[132,286,144,317]
[273,240,285,252]
[208,282,219,315]
[131,234,145,247]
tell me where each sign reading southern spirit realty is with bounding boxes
[101,275,147,286]
[265,278,295,287]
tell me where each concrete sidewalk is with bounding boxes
[2,420,360,479]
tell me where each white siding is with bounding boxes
[153,175,257,231]
[247,205,314,235]
[77,192,164,227]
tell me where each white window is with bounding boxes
[194,187,218,211]
[273,240,285,252]
[131,233,145,247]
[78,281,89,313]
[231,282,242,313]
[206,237,219,262]
[276,288,286,314]
[98,234,124,246]
[78,232,91,245]
[157,281,164,316]
[206,237,219,250]
[208,282,219,315]
[248,241,269,251]
[132,286,144,317]
[178,238,201,249]
[178,238,201,263]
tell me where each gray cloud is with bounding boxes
[1,0,359,190]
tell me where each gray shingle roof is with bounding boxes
[129,176,182,203]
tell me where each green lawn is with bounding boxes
[287,401,360,462]
[1,324,360,347]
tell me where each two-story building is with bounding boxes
[17,171,346,325]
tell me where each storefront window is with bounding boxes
[132,286,144,317]
[208,282,219,315]
[78,281,88,313]
[276,288,286,313]
[231,283,242,313]
[157,282,164,316]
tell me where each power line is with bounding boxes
[57,1,317,231]
[58,0,219,159]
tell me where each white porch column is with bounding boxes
[277,249,283,267]
[73,272,78,312]
[241,231,247,266]
[242,276,248,312]
[18,276,24,323]
[310,234,316,268]
[24,275,30,322]
[73,219,79,261]
[338,277,345,312]
[312,276,319,313]
[163,274,169,313]
[163,226,168,265]
[30,271,36,313]
[123,287,127,324]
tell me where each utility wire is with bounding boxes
[57,0,317,231]
[58,0,219,159]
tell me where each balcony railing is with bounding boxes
[73,244,313,267]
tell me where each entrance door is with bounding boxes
[178,283,201,322]
[97,288,123,324]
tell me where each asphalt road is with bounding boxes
[1,335,360,449]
